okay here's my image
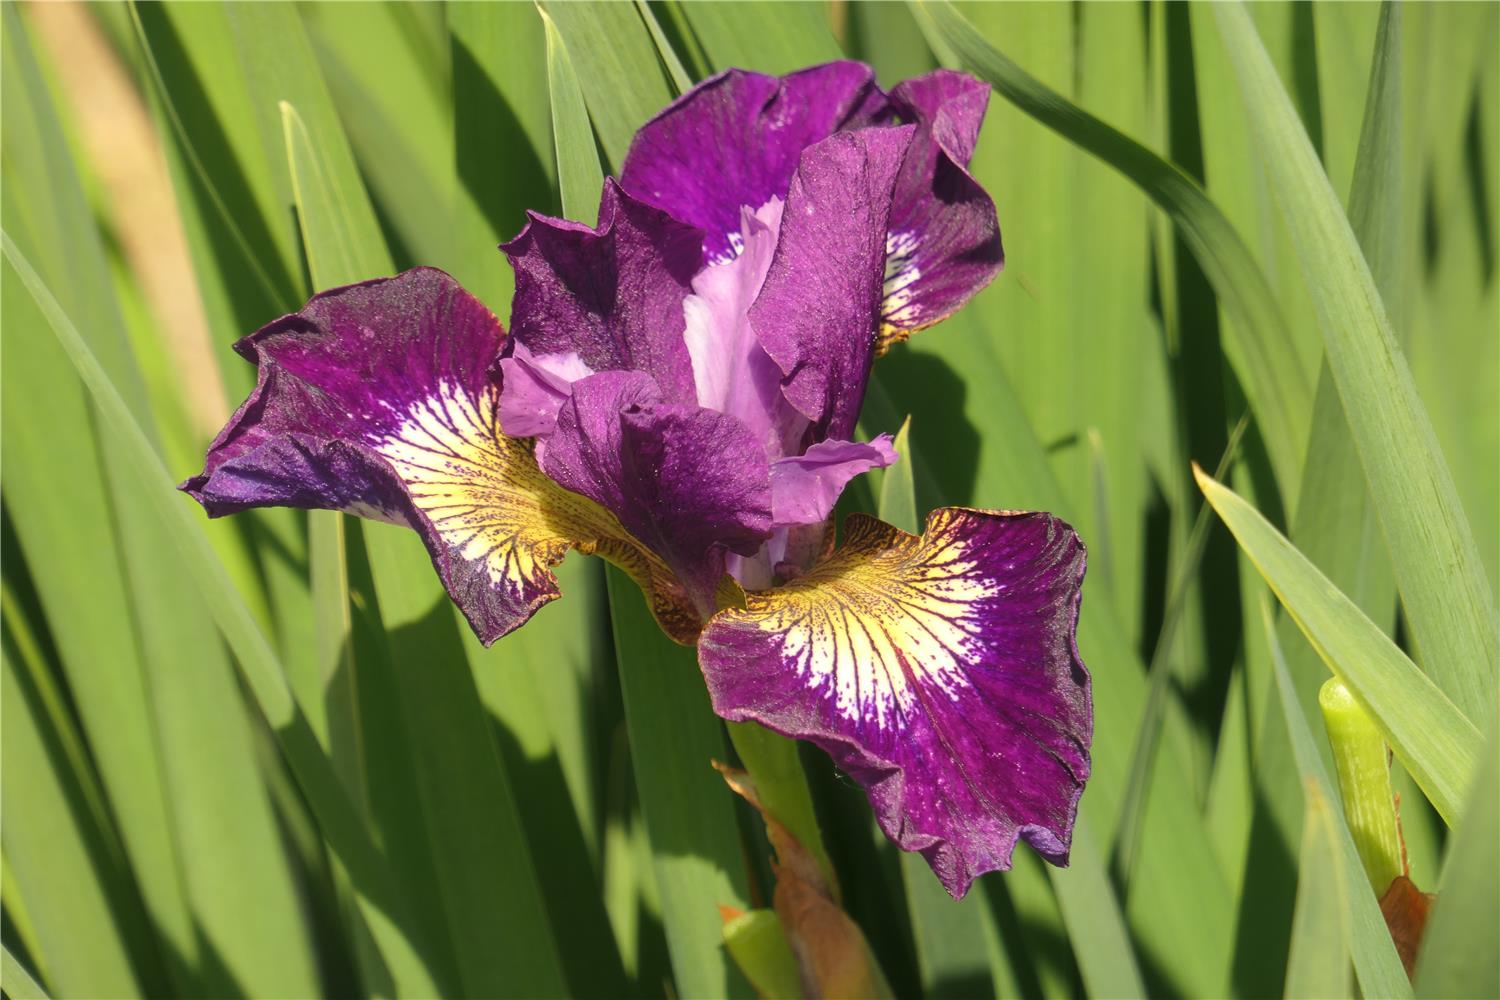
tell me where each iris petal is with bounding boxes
[541,371,774,619]
[698,508,1091,898]
[879,71,1004,351]
[620,63,887,261]
[750,124,915,441]
[503,179,703,404]
[181,268,702,645]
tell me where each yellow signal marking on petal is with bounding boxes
[726,511,999,729]
[368,380,707,641]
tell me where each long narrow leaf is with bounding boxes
[1198,467,1480,823]
[1263,599,1411,998]
[1,230,441,999]
[910,0,1312,503]
[1213,0,1497,723]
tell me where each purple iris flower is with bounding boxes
[182,62,1091,898]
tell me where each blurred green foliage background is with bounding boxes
[1,2,1495,998]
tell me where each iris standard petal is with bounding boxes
[750,125,915,441]
[503,179,703,403]
[698,508,1091,899]
[620,63,887,261]
[541,370,774,618]
[681,198,810,459]
[181,268,700,645]
[879,71,1004,351]
[769,435,898,526]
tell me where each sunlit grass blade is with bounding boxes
[1415,697,1500,999]
[1262,598,1411,998]
[1283,781,1354,999]
[1231,4,1410,987]
[634,0,694,94]
[910,0,1312,505]
[129,0,323,743]
[448,0,556,312]
[1213,0,1497,724]
[2,229,441,999]
[680,2,841,75]
[605,572,753,999]
[4,14,318,994]
[1,942,49,1000]
[538,0,674,170]
[542,7,604,225]
[1,649,138,999]
[301,2,458,272]
[1198,467,1480,824]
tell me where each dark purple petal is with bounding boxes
[698,508,1091,898]
[750,125,915,441]
[879,71,1004,351]
[502,179,703,403]
[496,340,594,438]
[180,268,698,645]
[620,63,888,261]
[769,435,897,526]
[541,371,774,617]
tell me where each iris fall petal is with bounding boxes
[698,508,1091,898]
[181,268,700,645]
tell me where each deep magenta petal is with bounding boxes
[880,71,1004,349]
[749,125,915,441]
[179,268,642,644]
[698,509,1092,898]
[541,371,774,617]
[620,63,887,261]
[503,179,703,403]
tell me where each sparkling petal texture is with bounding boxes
[769,435,898,526]
[541,370,774,617]
[698,508,1092,898]
[880,71,1005,351]
[503,179,703,404]
[750,125,915,441]
[620,63,887,261]
[180,268,698,644]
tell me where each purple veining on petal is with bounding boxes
[496,339,595,438]
[503,179,704,404]
[698,508,1092,899]
[769,435,898,526]
[541,371,774,616]
[750,124,915,441]
[879,71,1004,349]
[620,63,888,261]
